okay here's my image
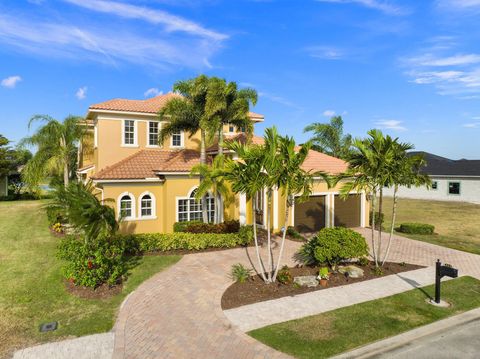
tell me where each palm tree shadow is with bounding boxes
[395,273,433,300]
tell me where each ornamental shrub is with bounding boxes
[57,236,130,288]
[173,221,202,232]
[173,220,240,234]
[369,211,384,229]
[229,263,252,283]
[46,206,66,226]
[298,227,368,267]
[238,225,254,245]
[398,222,435,235]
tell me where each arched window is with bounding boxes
[139,192,156,218]
[177,188,215,222]
[119,194,134,219]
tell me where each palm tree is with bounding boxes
[271,136,321,282]
[21,115,85,188]
[381,150,430,265]
[303,116,352,159]
[159,75,212,222]
[48,181,118,243]
[204,78,258,219]
[338,129,394,266]
[224,140,269,282]
[191,154,232,224]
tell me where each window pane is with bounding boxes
[448,182,460,195]
[172,131,182,147]
[149,122,159,146]
[124,120,135,145]
[120,195,132,217]
[141,195,152,217]
[432,181,438,190]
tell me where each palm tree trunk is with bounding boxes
[272,194,290,282]
[266,189,273,282]
[370,189,378,266]
[200,129,208,223]
[64,162,69,187]
[377,187,384,263]
[382,185,398,266]
[217,128,224,223]
[253,193,267,282]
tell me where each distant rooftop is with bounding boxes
[410,151,480,177]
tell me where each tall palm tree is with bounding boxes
[303,116,352,159]
[191,154,232,224]
[205,78,258,219]
[381,150,430,265]
[21,115,85,188]
[159,75,212,222]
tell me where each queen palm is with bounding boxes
[159,75,212,222]
[304,116,352,159]
[21,115,85,188]
[381,149,430,265]
[205,78,258,219]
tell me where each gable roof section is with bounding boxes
[410,151,480,176]
[92,149,201,180]
[89,93,264,121]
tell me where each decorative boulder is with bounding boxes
[293,275,319,287]
[338,265,364,278]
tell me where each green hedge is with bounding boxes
[398,222,435,235]
[117,226,253,253]
[173,220,240,234]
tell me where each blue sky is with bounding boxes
[1,0,480,159]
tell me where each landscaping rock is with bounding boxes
[293,275,319,287]
[338,265,364,278]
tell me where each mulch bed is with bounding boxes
[64,279,122,299]
[221,261,424,310]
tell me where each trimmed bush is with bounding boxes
[298,227,369,267]
[398,222,435,235]
[286,226,304,240]
[57,236,130,288]
[46,206,66,225]
[117,230,251,253]
[238,225,254,246]
[173,220,240,234]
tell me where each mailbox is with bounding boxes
[435,259,458,304]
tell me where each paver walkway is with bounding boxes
[113,231,480,359]
[224,266,436,332]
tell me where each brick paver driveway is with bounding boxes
[113,231,480,359]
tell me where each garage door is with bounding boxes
[294,195,326,232]
[334,194,361,227]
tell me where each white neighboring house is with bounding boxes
[384,152,480,204]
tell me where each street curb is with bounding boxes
[331,307,480,359]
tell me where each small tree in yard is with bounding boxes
[224,127,318,283]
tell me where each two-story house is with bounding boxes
[78,93,369,234]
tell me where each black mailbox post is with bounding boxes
[435,259,458,304]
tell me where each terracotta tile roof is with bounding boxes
[89,93,263,120]
[91,149,202,180]
[208,134,347,175]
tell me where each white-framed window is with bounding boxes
[148,122,159,147]
[122,120,137,146]
[448,181,460,195]
[431,181,438,190]
[118,193,135,220]
[139,192,156,219]
[228,124,235,133]
[177,188,215,222]
[171,130,183,147]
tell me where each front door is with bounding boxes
[255,190,264,226]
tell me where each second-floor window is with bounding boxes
[148,122,159,146]
[171,130,183,147]
[123,120,136,145]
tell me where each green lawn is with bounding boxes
[249,276,480,359]
[0,200,181,358]
[382,197,480,255]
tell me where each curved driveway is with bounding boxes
[113,231,480,359]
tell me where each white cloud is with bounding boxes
[374,119,407,131]
[406,54,480,67]
[437,0,480,10]
[323,110,336,117]
[305,46,345,60]
[63,0,227,41]
[1,75,21,88]
[258,91,302,109]
[316,0,409,16]
[144,88,163,97]
[76,86,87,100]
[463,122,480,128]
[0,12,224,69]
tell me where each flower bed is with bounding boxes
[221,261,424,310]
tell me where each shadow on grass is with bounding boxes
[395,273,433,301]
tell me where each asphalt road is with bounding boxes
[373,318,480,359]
